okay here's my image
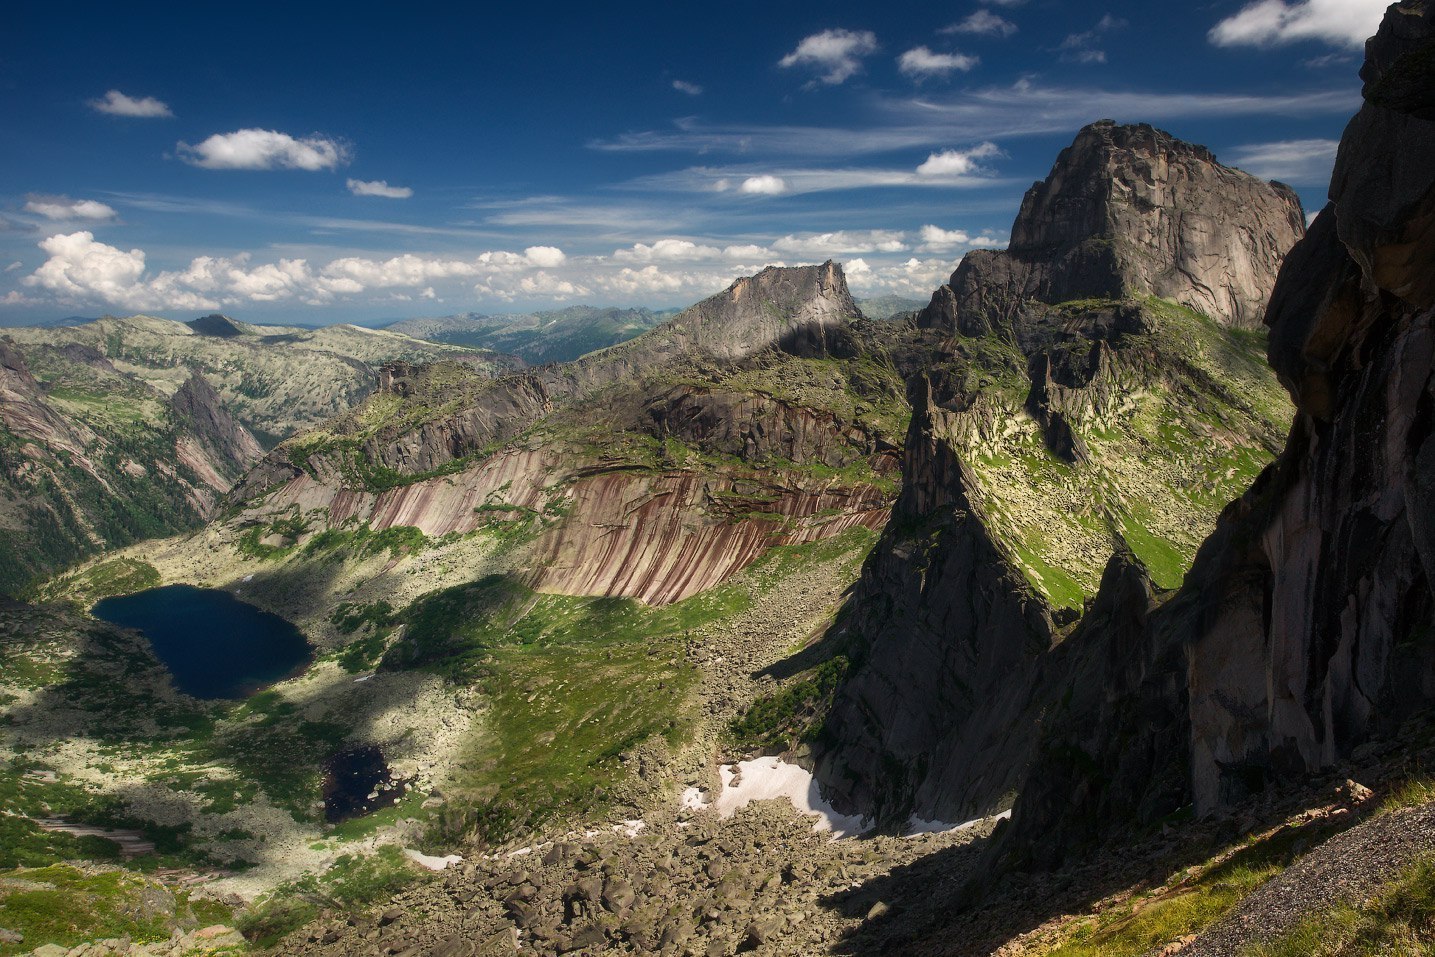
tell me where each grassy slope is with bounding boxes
[954,297,1290,609]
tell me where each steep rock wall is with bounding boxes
[921,122,1305,333]
[999,0,1435,863]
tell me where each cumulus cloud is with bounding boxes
[346,178,413,199]
[1226,138,1340,185]
[523,245,567,268]
[21,231,571,310]
[178,129,350,171]
[89,90,173,118]
[898,46,979,79]
[672,79,704,95]
[915,141,1002,176]
[916,224,1006,252]
[739,175,787,195]
[843,256,960,297]
[23,196,118,221]
[1209,0,1385,48]
[778,29,879,86]
[771,230,908,257]
[942,11,1018,37]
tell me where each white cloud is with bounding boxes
[23,196,118,221]
[1226,138,1340,185]
[4,262,21,273]
[178,129,350,171]
[843,256,959,297]
[88,90,173,118]
[979,0,1027,5]
[739,175,787,195]
[778,29,879,86]
[347,178,413,199]
[915,141,1002,176]
[918,225,973,251]
[942,11,1018,37]
[672,79,704,95]
[523,245,567,268]
[615,239,721,262]
[898,47,979,78]
[1060,15,1127,63]
[21,231,571,311]
[591,84,1357,159]
[771,230,908,257]
[1209,0,1386,48]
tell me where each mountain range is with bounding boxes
[2,4,1434,954]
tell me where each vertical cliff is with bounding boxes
[813,123,1302,828]
[1000,0,1435,863]
[921,121,1305,334]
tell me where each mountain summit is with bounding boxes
[923,120,1306,334]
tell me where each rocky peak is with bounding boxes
[922,121,1306,333]
[169,371,264,473]
[668,261,861,360]
[186,313,248,338]
[0,337,40,396]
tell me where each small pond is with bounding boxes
[92,584,311,699]
[322,746,405,823]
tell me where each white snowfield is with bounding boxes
[683,756,1014,840]
[687,756,868,837]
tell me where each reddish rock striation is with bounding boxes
[530,469,890,605]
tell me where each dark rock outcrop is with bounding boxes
[998,0,1435,860]
[186,313,248,338]
[920,122,1305,333]
[812,125,1297,828]
[813,378,1055,827]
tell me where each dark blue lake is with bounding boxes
[92,584,312,699]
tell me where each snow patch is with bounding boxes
[681,786,712,810]
[403,848,463,871]
[705,756,868,837]
[904,808,1012,837]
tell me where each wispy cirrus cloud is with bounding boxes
[347,178,413,199]
[589,83,1358,159]
[1225,137,1339,185]
[23,195,118,221]
[1059,14,1127,64]
[898,47,979,79]
[942,11,1018,37]
[671,79,703,95]
[88,90,173,118]
[177,129,350,171]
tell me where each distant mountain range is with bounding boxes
[383,298,923,366]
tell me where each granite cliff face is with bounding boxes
[922,121,1305,334]
[813,126,1301,828]
[996,0,1435,864]
[228,263,901,607]
[0,338,262,594]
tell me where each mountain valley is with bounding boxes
[3,3,1435,955]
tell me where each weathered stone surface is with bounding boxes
[168,371,264,480]
[998,0,1435,860]
[813,377,1055,827]
[920,121,1305,332]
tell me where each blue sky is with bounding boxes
[0,0,1386,325]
